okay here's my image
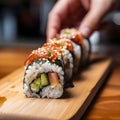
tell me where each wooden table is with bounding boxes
[84,65,120,119]
[0,45,120,119]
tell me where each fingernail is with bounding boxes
[80,27,91,38]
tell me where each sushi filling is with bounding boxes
[30,73,49,93]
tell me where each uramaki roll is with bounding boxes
[48,38,74,81]
[23,43,65,98]
[59,28,91,68]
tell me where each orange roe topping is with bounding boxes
[60,28,83,45]
[49,38,74,54]
[59,39,74,53]
[25,36,75,67]
[24,42,64,67]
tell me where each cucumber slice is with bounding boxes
[34,78,41,86]
[30,78,42,92]
[30,83,40,92]
[30,74,49,92]
[41,73,49,86]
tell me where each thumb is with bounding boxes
[79,0,113,38]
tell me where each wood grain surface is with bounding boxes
[0,58,112,120]
[85,65,120,120]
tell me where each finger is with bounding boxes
[79,0,113,38]
[46,0,69,40]
[47,13,61,40]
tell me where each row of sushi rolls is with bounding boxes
[23,28,91,99]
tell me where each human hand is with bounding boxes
[47,0,116,39]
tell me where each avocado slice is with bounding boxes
[30,74,49,92]
[30,78,42,92]
[41,73,49,86]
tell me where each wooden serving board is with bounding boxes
[0,57,112,120]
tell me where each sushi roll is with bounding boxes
[23,28,91,99]
[59,28,83,73]
[23,43,65,98]
[49,38,74,82]
[59,28,91,68]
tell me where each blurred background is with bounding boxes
[0,0,120,47]
[0,0,120,78]
[0,0,56,47]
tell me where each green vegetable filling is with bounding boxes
[30,73,49,93]
[64,31,70,35]
[30,78,41,92]
[41,73,49,86]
